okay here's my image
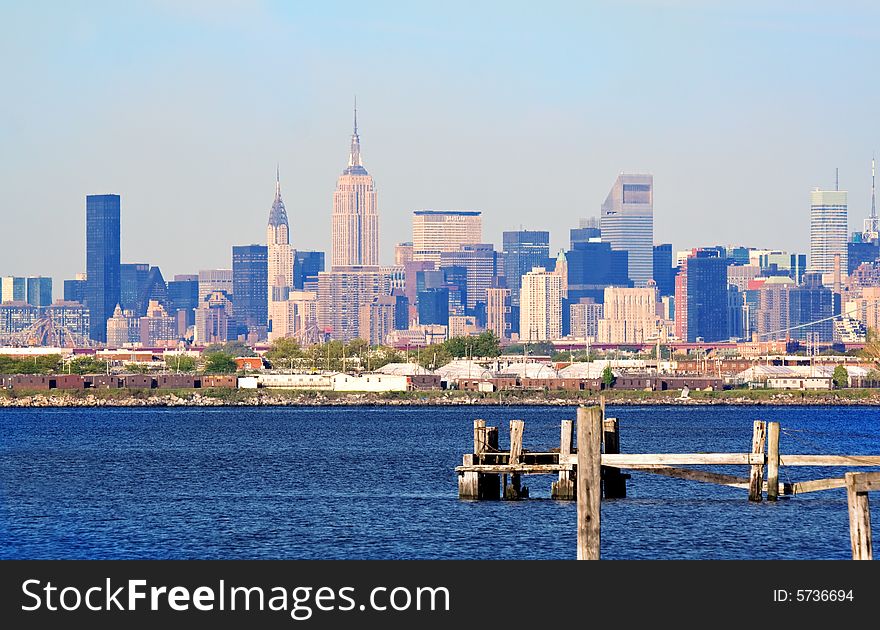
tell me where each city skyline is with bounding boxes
[3,3,880,282]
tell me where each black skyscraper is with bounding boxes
[85,194,121,343]
[232,244,268,338]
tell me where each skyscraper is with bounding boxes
[519,267,563,342]
[439,243,498,319]
[119,263,151,313]
[1,277,26,303]
[25,277,52,307]
[412,210,482,264]
[810,189,847,275]
[85,194,121,343]
[167,275,199,335]
[198,269,233,303]
[63,276,87,305]
[232,245,269,339]
[267,167,294,302]
[331,104,379,268]
[502,230,550,307]
[652,244,676,297]
[600,174,654,287]
[293,251,325,291]
[675,249,729,342]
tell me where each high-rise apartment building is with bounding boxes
[754,277,794,341]
[810,189,848,275]
[485,287,512,340]
[570,298,603,341]
[359,295,396,346]
[597,286,659,344]
[519,267,562,342]
[412,210,482,264]
[502,230,550,307]
[600,174,654,287]
[85,194,121,343]
[316,266,391,342]
[232,245,268,339]
[331,107,379,268]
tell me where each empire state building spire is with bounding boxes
[348,98,362,169]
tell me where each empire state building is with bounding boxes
[331,105,379,268]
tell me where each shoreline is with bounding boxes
[5,389,880,407]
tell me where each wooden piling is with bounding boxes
[459,419,501,500]
[748,420,767,502]
[551,419,576,500]
[505,420,526,499]
[602,417,627,498]
[845,472,873,560]
[766,421,780,502]
[576,406,602,560]
[474,419,487,460]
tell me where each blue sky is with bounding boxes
[2,1,879,284]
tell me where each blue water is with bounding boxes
[1,405,878,560]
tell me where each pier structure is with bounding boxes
[456,401,880,559]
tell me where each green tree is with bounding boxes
[602,365,616,389]
[204,341,255,357]
[265,338,302,370]
[832,364,849,389]
[204,352,237,374]
[418,343,453,369]
[370,347,404,370]
[444,331,501,359]
[0,354,62,374]
[861,328,880,365]
[165,354,197,373]
[67,356,111,375]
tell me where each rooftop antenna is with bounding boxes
[835,167,839,191]
[863,155,878,241]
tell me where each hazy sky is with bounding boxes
[2,1,880,286]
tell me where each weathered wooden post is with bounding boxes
[748,420,767,502]
[504,419,526,499]
[474,418,487,459]
[551,419,575,500]
[459,419,500,499]
[602,417,627,498]
[845,472,873,560]
[766,421,780,501]
[576,406,602,560]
